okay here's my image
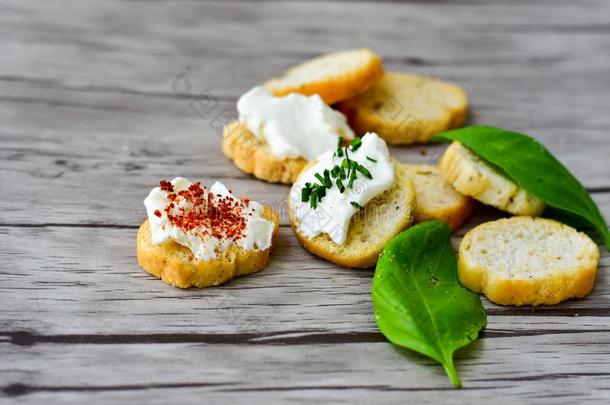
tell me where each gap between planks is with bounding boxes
[3,327,610,347]
[1,382,510,399]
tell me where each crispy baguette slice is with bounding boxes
[264,49,384,104]
[222,121,307,184]
[438,141,545,216]
[288,160,416,268]
[402,163,473,230]
[136,206,279,288]
[337,72,468,145]
[458,217,600,306]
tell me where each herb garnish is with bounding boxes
[336,178,345,193]
[355,164,372,179]
[301,137,375,209]
[336,136,344,158]
[350,201,363,210]
[343,147,351,178]
[301,181,327,209]
[373,221,486,388]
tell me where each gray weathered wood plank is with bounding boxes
[1,80,609,226]
[1,0,610,403]
[2,329,610,403]
[0,225,608,336]
[3,0,610,98]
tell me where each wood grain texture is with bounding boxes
[2,330,610,404]
[1,0,610,403]
[1,81,609,226]
[0,225,608,336]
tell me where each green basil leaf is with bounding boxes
[372,221,486,388]
[434,126,610,249]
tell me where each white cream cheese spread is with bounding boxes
[144,177,274,261]
[237,86,354,160]
[289,133,395,244]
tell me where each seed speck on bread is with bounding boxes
[402,163,473,230]
[458,216,600,306]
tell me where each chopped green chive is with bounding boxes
[355,164,372,179]
[316,185,326,199]
[350,201,363,210]
[330,165,340,178]
[336,137,344,157]
[301,141,378,209]
[344,149,352,178]
[336,178,345,193]
[347,169,357,189]
[323,169,332,187]
[301,186,311,202]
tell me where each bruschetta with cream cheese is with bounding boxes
[288,133,416,268]
[137,178,279,288]
[223,86,355,184]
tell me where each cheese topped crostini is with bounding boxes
[137,178,279,288]
[223,86,354,184]
[288,133,416,268]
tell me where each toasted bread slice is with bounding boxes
[458,217,599,306]
[337,72,467,145]
[288,161,416,268]
[402,163,473,230]
[438,141,545,216]
[264,49,384,105]
[137,206,279,288]
[222,121,307,184]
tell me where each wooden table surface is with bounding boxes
[2,0,610,403]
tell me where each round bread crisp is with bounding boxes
[222,121,308,184]
[402,163,473,231]
[136,206,279,288]
[458,217,600,306]
[264,48,384,105]
[337,72,468,145]
[288,161,416,268]
[438,141,545,216]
